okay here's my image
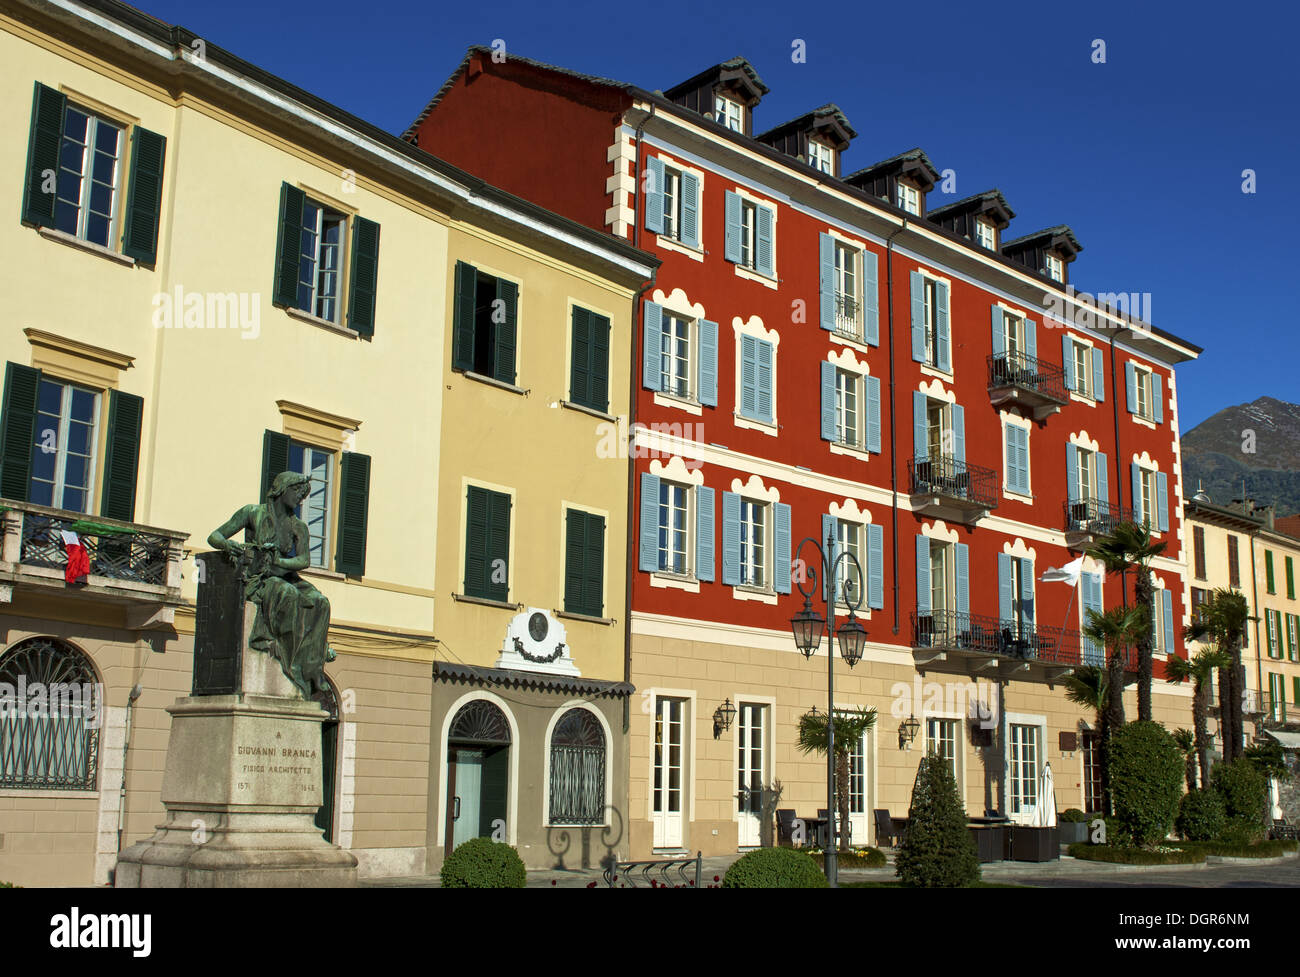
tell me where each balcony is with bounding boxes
[831,294,864,344]
[909,608,1137,684]
[909,454,998,524]
[986,351,1068,420]
[1063,498,1138,550]
[0,499,188,629]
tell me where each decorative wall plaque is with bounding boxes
[495,608,580,676]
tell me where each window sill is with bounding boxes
[1003,489,1034,504]
[649,571,699,593]
[829,440,870,461]
[452,592,520,610]
[555,609,615,626]
[653,392,702,416]
[1131,414,1157,430]
[655,235,704,263]
[284,305,359,339]
[733,264,778,290]
[919,364,953,382]
[733,584,777,604]
[301,566,347,582]
[37,226,136,267]
[459,370,527,396]
[1069,391,1097,407]
[733,412,777,436]
[560,399,617,423]
[830,331,872,353]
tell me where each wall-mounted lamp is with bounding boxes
[898,714,920,751]
[713,698,737,739]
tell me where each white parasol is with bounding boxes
[1033,761,1058,827]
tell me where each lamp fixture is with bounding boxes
[899,713,920,750]
[712,698,737,739]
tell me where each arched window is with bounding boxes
[448,699,511,745]
[548,708,605,825]
[0,637,100,790]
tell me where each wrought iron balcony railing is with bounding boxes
[1064,499,1149,540]
[832,293,862,341]
[910,608,1137,672]
[909,454,1000,510]
[986,351,1069,404]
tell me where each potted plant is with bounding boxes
[1059,808,1089,844]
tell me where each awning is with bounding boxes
[1264,729,1300,750]
[433,660,634,699]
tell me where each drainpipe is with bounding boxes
[1108,328,1127,610]
[885,219,908,635]
[1247,527,1262,747]
[115,682,143,864]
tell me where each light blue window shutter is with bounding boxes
[910,271,925,361]
[1004,425,1016,491]
[998,553,1013,626]
[1017,428,1030,493]
[822,513,835,601]
[1096,451,1109,510]
[820,361,837,441]
[774,502,791,594]
[642,302,664,391]
[916,535,931,615]
[1025,318,1037,363]
[1162,589,1175,655]
[1066,444,1078,504]
[819,233,835,331]
[722,491,741,586]
[868,524,884,609]
[936,282,951,372]
[696,486,715,582]
[1156,472,1169,531]
[756,340,774,423]
[952,404,965,466]
[914,391,927,462]
[639,472,660,571]
[1063,336,1076,391]
[739,335,757,418]
[863,249,879,345]
[990,306,1004,357]
[1092,347,1105,401]
[645,157,665,235]
[1020,557,1034,627]
[1131,463,1142,519]
[680,172,700,248]
[755,205,774,277]
[1125,362,1137,414]
[724,191,742,264]
[955,542,970,626]
[699,319,718,406]
[865,376,881,454]
[1152,373,1164,423]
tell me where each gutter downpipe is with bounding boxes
[1108,328,1128,611]
[115,682,143,870]
[886,218,908,635]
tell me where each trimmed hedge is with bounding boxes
[439,837,527,889]
[1217,816,1268,847]
[1066,843,1206,865]
[1176,789,1227,842]
[1173,839,1298,858]
[1211,759,1269,823]
[895,754,981,888]
[722,847,828,888]
[1109,721,1183,847]
[1059,808,1088,823]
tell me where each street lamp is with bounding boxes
[788,529,867,888]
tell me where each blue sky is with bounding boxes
[143,0,1298,431]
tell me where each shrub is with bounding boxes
[1109,721,1183,847]
[1066,843,1205,865]
[439,837,527,889]
[1059,808,1088,823]
[895,754,980,888]
[1243,738,1288,780]
[1211,758,1269,823]
[722,847,827,888]
[1217,816,1268,847]
[838,846,887,868]
[1176,790,1226,841]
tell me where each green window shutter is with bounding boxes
[583,512,605,617]
[564,510,605,618]
[486,488,511,602]
[22,82,66,228]
[589,312,610,413]
[121,126,167,265]
[272,182,306,307]
[569,306,590,406]
[260,429,290,503]
[0,362,42,501]
[452,260,477,371]
[464,486,489,597]
[346,216,380,337]
[335,451,371,576]
[493,278,518,385]
[1265,550,1275,593]
[1288,556,1296,600]
[100,390,143,521]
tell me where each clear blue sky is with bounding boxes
[143,0,1298,432]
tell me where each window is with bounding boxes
[926,718,959,787]
[1004,423,1031,496]
[1126,362,1162,423]
[714,93,743,132]
[287,440,332,568]
[568,306,611,413]
[1002,310,1026,366]
[1081,732,1103,813]
[1267,609,1281,658]
[835,519,862,604]
[1227,535,1241,588]
[834,369,862,449]
[1269,673,1286,723]
[548,708,606,825]
[464,485,511,602]
[807,139,834,175]
[296,198,346,322]
[724,192,774,277]
[662,166,681,239]
[55,104,124,249]
[1009,723,1040,816]
[930,540,951,618]
[925,400,948,461]
[1153,588,1175,656]
[657,482,690,575]
[975,219,997,250]
[1009,558,1030,633]
[1190,586,1209,622]
[1072,342,1091,398]
[660,313,692,399]
[910,273,950,371]
[1193,526,1206,580]
[1045,253,1064,282]
[29,377,99,514]
[452,262,518,385]
[646,158,699,249]
[922,278,940,368]
[738,499,766,588]
[738,198,756,267]
[833,242,860,337]
[1266,550,1276,594]
[1075,447,1094,503]
[896,181,920,215]
[1137,468,1155,526]
[1134,367,1150,419]
[0,637,100,789]
[563,509,605,618]
[1291,614,1300,661]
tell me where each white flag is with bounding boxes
[1040,556,1084,586]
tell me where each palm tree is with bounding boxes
[1087,522,1166,721]
[1064,665,1109,813]
[1172,728,1197,793]
[1165,645,1231,787]
[1083,604,1148,738]
[1181,589,1253,762]
[796,706,878,850]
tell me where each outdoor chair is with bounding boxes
[873,809,898,848]
[776,809,798,846]
[1271,818,1300,841]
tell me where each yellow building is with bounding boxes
[0,0,653,886]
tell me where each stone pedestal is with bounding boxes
[116,559,356,887]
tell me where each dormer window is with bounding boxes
[896,181,921,216]
[975,219,997,251]
[1045,252,1064,282]
[714,93,744,133]
[808,140,834,175]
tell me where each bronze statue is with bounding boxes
[208,472,334,698]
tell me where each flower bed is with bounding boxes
[1066,843,1205,865]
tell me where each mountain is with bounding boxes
[1181,396,1300,517]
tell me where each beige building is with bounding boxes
[0,0,653,886]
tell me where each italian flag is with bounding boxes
[61,530,90,584]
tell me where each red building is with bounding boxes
[407,50,1201,856]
